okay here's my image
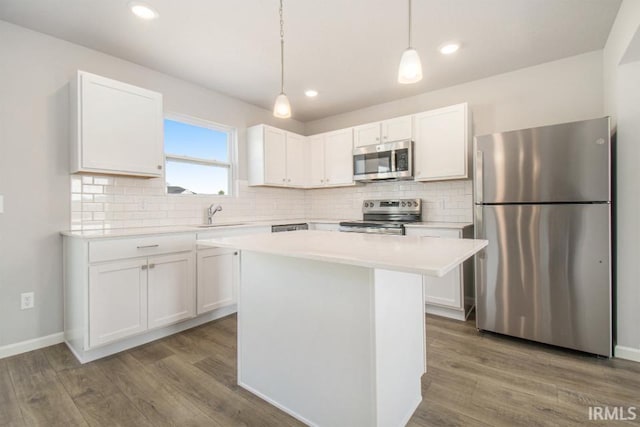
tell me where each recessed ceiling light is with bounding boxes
[305,89,318,98]
[128,1,159,20]
[439,43,460,55]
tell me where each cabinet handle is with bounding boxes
[234,252,238,255]
[141,265,148,270]
[148,263,155,269]
[157,165,163,170]
[137,244,159,249]
[320,179,324,183]
[282,178,286,182]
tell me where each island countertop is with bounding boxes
[197,230,487,277]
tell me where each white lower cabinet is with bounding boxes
[64,233,210,363]
[89,258,148,348]
[86,248,196,348]
[147,252,196,329]
[197,247,238,314]
[424,267,462,309]
[404,225,474,321]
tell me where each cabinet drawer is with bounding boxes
[89,234,195,263]
[406,228,461,238]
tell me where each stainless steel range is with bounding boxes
[339,199,422,235]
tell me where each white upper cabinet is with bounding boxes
[413,103,470,181]
[263,126,287,185]
[353,116,413,147]
[71,71,164,177]
[323,129,354,186]
[353,122,382,147]
[306,129,354,188]
[308,135,326,187]
[382,115,413,143]
[248,124,306,187]
[285,132,307,187]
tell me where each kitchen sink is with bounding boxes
[195,223,246,228]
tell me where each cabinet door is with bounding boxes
[147,252,196,329]
[89,258,148,348]
[264,126,287,185]
[382,115,413,142]
[424,269,462,309]
[197,247,238,314]
[79,72,163,176]
[353,122,381,147]
[286,132,306,186]
[324,129,354,186]
[414,104,468,181]
[308,135,326,187]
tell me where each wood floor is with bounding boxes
[1,313,639,426]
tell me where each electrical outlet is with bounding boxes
[21,292,34,310]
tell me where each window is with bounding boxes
[164,116,234,195]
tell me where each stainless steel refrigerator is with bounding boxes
[474,117,612,357]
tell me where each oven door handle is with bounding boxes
[339,226,403,235]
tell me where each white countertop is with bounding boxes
[197,230,487,277]
[59,218,345,239]
[60,219,471,239]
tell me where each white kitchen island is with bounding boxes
[197,230,487,427]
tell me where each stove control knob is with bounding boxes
[364,202,369,207]
[414,201,419,207]
[401,202,406,207]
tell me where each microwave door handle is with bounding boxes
[391,150,396,172]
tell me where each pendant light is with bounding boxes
[273,0,292,118]
[397,0,423,84]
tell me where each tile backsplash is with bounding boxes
[70,176,473,231]
[70,176,306,231]
[305,180,473,222]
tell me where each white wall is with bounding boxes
[614,60,640,358]
[603,0,640,361]
[305,51,604,136]
[0,20,305,348]
[603,0,640,130]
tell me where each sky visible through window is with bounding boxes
[164,119,230,195]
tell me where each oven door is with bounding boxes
[353,140,413,181]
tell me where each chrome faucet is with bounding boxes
[207,204,223,224]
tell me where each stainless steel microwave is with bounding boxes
[353,139,413,182]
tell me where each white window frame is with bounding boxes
[163,112,237,197]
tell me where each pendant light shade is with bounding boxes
[273,0,292,118]
[398,48,423,84]
[398,0,423,84]
[273,93,291,118]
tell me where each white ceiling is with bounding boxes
[0,0,621,121]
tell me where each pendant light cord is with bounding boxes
[279,0,285,94]
[408,0,412,48]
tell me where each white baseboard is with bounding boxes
[0,332,64,359]
[615,345,640,362]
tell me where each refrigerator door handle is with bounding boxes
[475,150,483,203]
